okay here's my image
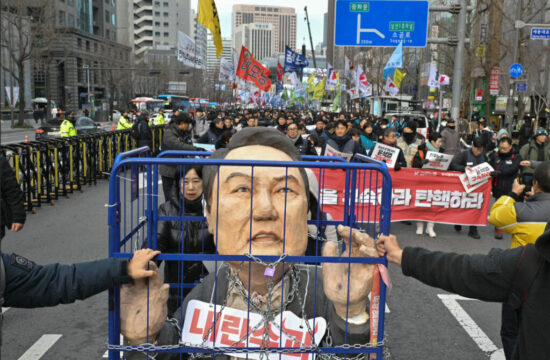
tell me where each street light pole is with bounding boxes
[450,0,467,122]
[505,0,523,126]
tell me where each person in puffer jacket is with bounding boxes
[155,165,216,316]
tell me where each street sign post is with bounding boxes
[516,82,527,93]
[509,63,523,78]
[531,28,550,40]
[334,0,429,47]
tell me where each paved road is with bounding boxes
[1,179,509,359]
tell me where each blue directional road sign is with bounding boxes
[516,83,527,93]
[334,0,429,47]
[510,63,524,78]
[531,28,550,40]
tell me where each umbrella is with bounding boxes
[32,97,48,104]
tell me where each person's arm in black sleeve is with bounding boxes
[162,127,196,152]
[412,147,425,169]
[450,151,466,172]
[196,131,210,144]
[0,156,26,226]
[3,253,132,308]
[401,246,521,302]
[395,148,407,169]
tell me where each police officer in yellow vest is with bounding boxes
[151,109,165,126]
[60,111,77,137]
[117,111,132,130]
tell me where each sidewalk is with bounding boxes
[0,118,41,134]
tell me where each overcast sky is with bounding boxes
[191,0,328,48]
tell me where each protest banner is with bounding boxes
[323,144,353,162]
[422,151,453,171]
[236,46,272,92]
[465,162,494,186]
[177,31,204,69]
[370,143,399,168]
[310,168,492,226]
[182,300,326,360]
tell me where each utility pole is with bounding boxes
[304,6,317,69]
[451,0,467,122]
[505,0,523,126]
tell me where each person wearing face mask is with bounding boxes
[155,165,216,316]
[412,132,443,237]
[488,138,522,240]
[396,120,424,167]
[440,118,461,156]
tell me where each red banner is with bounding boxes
[311,168,492,226]
[276,61,284,82]
[490,67,500,95]
[236,46,272,92]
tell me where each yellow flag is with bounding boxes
[394,69,406,89]
[306,72,316,93]
[312,77,326,100]
[198,0,223,58]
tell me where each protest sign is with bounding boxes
[422,151,453,170]
[324,144,353,162]
[465,162,494,186]
[370,143,399,168]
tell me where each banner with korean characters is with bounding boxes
[310,167,492,226]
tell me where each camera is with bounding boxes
[519,173,534,194]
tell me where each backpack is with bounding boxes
[131,122,141,140]
[507,244,544,311]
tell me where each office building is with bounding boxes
[232,5,296,54]
[234,23,274,60]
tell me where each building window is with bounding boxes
[154,21,160,26]
[112,13,115,25]
[68,14,75,27]
[112,0,115,6]
[86,40,90,50]
[154,1,160,5]
[163,2,168,6]
[163,32,169,37]
[68,0,74,6]
[58,10,65,25]
[163,22,168,27]
[155,31,160,36]
[94,42,98,52]
[155,11,160,16]
[163,12,168,17]
[77,38,82,48]
[77,58,83,82]
[105,10,109,23]
[106,29,110,38]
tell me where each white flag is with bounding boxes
[438,74,450,85]
[289,72,300,88]
[344,56,354,81]
[384,77,399,96]
[219,57,234,82]
[326,71,339,91]
[428,63,440,88]
[355,65,368,93]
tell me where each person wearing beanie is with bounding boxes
[519,127,550,178]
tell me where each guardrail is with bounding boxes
[0,125,165,213]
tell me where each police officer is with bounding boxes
[117,110,132,130]
[151,110,165,126]
[60,110,77,137]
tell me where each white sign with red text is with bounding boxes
[182,300,327,360]
[371,143,399,168]
[324,144,353,162]
[465,162,494,186]
[422,151,453,171]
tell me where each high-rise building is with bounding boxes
[117,0,191,57]
[234,23,274,60]
[232,5,296,54]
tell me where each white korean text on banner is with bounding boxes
[422,151,453,171]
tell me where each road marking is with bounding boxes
[18,334,62,360]
[438,294,504,359]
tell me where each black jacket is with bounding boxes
[411,143,430,169]
[450,149,488,172]
[197,122,224,145]
[159,122,196,178]
[135,118,152,150]
[489,150,522,198]
[156,197,215,315]
[402,229,550,360]
[0,155,26,239]
[289,135,317,156]
[326,134,364,155]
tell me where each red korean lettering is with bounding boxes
[202,310,223,343]
[248,64,262,80]
[189,308,205,335]
[220,314,242,346]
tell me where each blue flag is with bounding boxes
[284,46,309,73]
[276,81,283,94]
[383,41,403,79]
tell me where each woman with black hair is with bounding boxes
[156,165,216,316]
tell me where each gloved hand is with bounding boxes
[394,163,402,171]
[422,159,430,165]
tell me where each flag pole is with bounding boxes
[437,86,444,132]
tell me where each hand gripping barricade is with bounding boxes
[107,147,392,360]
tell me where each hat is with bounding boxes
[404,120,417,133]
[447,118,456,123]
[65,110,73,117]
[535,128,548,137]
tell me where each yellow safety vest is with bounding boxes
[153,114,165,126]
[117,116,132,130]
[60,119,77,137]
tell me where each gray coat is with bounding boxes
[126,263,371,359]
[440,127,461,156]
[159,122,196,178]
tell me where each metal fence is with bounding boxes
[107,149,392,360]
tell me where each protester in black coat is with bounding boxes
[156,166,215,316]
[326,120,364,156]
[286,123,317,156]
[0,155,26,239]
[197,118,225,145]
[135,114,153,150]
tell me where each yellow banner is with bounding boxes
[312,77,326,100]
[198,0,223,57]
[394,69,406,89]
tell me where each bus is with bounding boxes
[130,97,165,113]
[157,94,190,113]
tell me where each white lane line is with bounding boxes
[18,334,62,360]
[438,294,504,359]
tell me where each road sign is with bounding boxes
[516,82,527,93]
[509,63,523,78]
[531,28,550,40]
[334,0,429,47]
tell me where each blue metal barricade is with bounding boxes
[107,149,392,360]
